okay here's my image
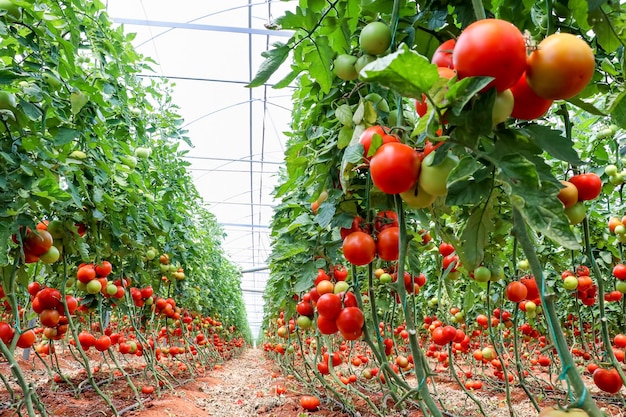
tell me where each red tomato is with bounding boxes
[316,315,338,335]
[332,265,348,281]
[94,335,112,352]
[95,261,112,278]
[569,173,602,201]
[370,142,421,195]
[39,309,60,328]
[315,293,342,319]
[376,226,399,261]
[358,125,399,160]
[342,231,376,266]
[296,301,314,317]
[520,276,540,302]
[300,395,320,411]
[526,33,595,100]
[78,331,96,350]
[36,287,61,310]
[16,330,36,348]
[0,322,15,344]
[27,282,42,297]
[592,367,623,394]
[336,307,365,339]
[453,19,527,92]
[431,39,455,68]
[509,72,553,120]
[339,215,369,240]
[374,210,398,232]
[505,281,528,303]
[24,229,53,256]
[141,385,155,395]
[439,242,455,256]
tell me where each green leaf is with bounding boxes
[447,76,494,116]
[247,43,291,88]
[569,0,591,31]
[306,36,334,94]
[315,201,336,228]
[589,8,622,52]
[337,125,353,149]
[53,127,81,145]
[608,89,626,129]
[70,91,89,115]
[459,202,494,272]
[360,44,439,99]
[521,125,583,165]
[335,104,353,127]
[567,97,607,116]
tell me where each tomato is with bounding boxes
[314,268,330,285]
[354,54,376,74]
[95,261,112,278]
[300,395,320,411]
[472,266,491,283]
[316,293,342,319]
[370,142,420,194]
[592,367,623,394]
[615,334,626,348]
[376,226,399,261]
[336,307,365,340]
[563,276,578,290]
[36,287,61,310]
[0,322,14,344]
[506,281,528,303]
[16,330,36,349]
[453,19,527,92]
[64,295,78,315]
[359,21,392,56]
[568,173,602,201]
[526,33,595,100]
[342,231,376,266]
[39,309,60,328]
[438,242,455,257]
[296,301,314,317]
[141,385,155,395]
[520,276,540,302]
[418,151,459,196]
[564,202,586,225]
[316,315,338,335]
[39,246,60,264]
[373,210,398,232]
[358,125,399,160]
[333,54,358,81]
[77,264,96,284]
[78,331,96,350]
[557,180,578,208]
[94,335,112,352]
[332,264,348,281]
[400,183,436,208]
[509,72,553,120]
[492,89,514,126]
[27,281,41,297]
[316,279,334,295]
[340,215,369,240]
[24,229,53,256]
[431,39,455,68]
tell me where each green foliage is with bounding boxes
[0,0,249,340]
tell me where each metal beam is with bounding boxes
[111,17,294,37]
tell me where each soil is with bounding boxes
[1,347,625,417]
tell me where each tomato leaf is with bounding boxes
[458,201,494,271]
[306,36,334,94]
[521,125,582,165]
[359,44,439,99]
[446,77,494,116]
[247,43,291,88]
[315,201,335,229]
[337,125,353,149]
[607,89,626,129]
[335,104,353,127]
[498,154,580,250]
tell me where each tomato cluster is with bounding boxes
[341,210,401,265]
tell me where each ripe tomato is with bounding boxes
[36,287,61,310]
[370,142,420,195]
[141,385,155,395]
[78,331,96,349]
[510,72,553,120]
[77,264,96,284]
[358,125,399,160]
[592,367,623,394]
[569,173,602,201]
[526,33,595,100]
[336,307,365,339]
[374,210,398,232]
[94,335,112,352]
[431,39,455,68]
[315,293,342,319]
[0,322,15,344]
[39,309,60,327]
[439,242,455,256]
[299,395,320,411]
[332,264,348,281]
[339,215,369,240]
[342,231,376,266]
[27,281,41,297]
[453,19,527,92]
[24,229,53,256]
[296,301,314,317]
[316,315,338,335]
[95,261,112,278]
[520,276,540,302]
[506,281,528,303]
[16,330,36,348]
[376,226,399,261]
[614,333,626,348]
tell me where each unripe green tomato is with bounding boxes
[563,275,579,290]
[39,246,60,264]
[618,233,626,244]
[615,224,626,235]
[492,89,514,126]
[379,273,392,284]
[473,266,492,282]
[605,164,619,176]
[564,201,586,225]
[333,54,358,81]
[525,301,537,313]
[354,54,376,75]
[86,279,102,294]
[359,21,392,55]
[400,183,436,208]
[447,270,461,280]
[609,173,624,185]
[517,259,530,271]
[76,280,87,292]
[296,315,313,329]
[616,280,626,294]
[334,280,350,294]
[106,284,118,296]
[418,152,459,196]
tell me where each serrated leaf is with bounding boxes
[54,127,80,145]
[315,201,336,228]
[589,8,621,52]
[360,44,439,99]
[247,43,291,88]
[306,36,334,94]
[567,97,606,116]
[447,76,494,116]
[521,125,582,165]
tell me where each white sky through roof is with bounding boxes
[106,1,297,339]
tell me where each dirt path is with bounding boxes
[127,348,287,417]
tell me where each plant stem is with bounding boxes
[512,207,603,416]
[471,0,486,20]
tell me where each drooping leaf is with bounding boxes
[521,125,583,165]
[459,202,495,271]
[247,43,291,88]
